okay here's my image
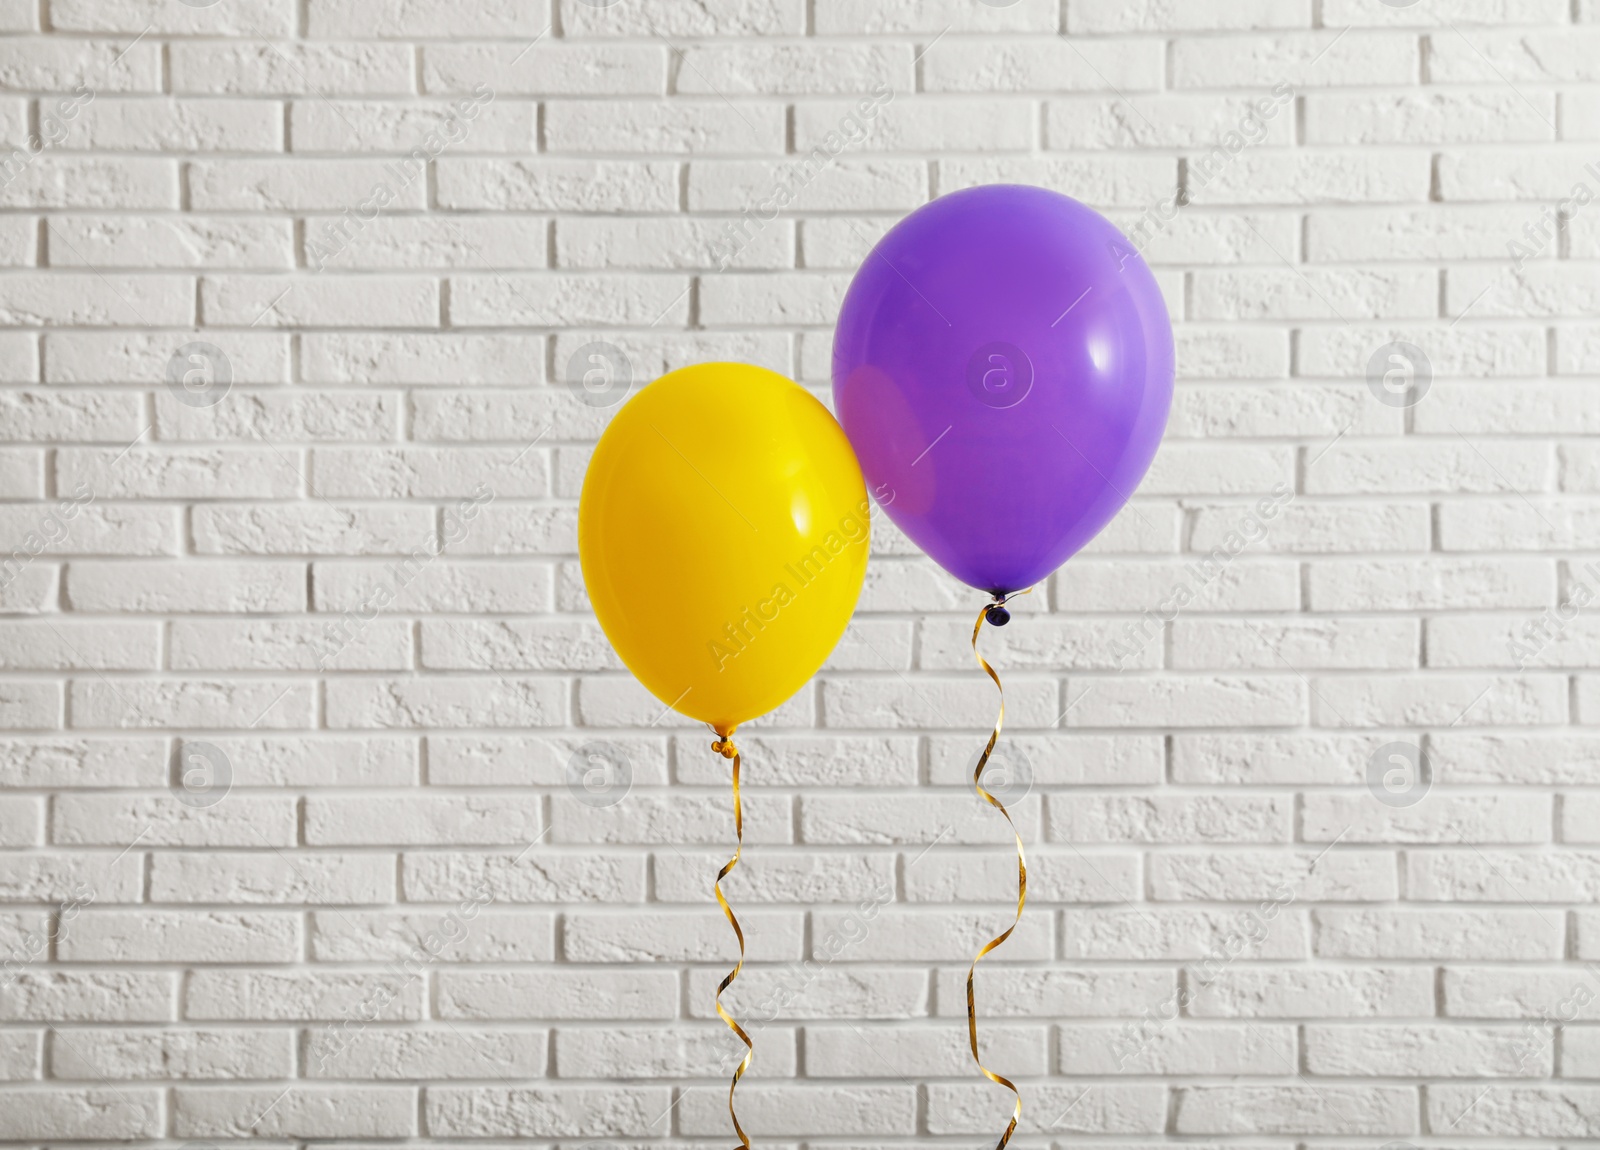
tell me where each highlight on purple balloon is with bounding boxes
[832,183,1174,596]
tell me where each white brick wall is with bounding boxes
[0,0,1595,1143]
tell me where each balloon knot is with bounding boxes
[711,737,738,760]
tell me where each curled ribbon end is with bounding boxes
[968,591,1032,1149]
[711,733,753,1148]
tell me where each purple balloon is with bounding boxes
[832,184,1174,596]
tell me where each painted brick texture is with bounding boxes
[0,0,1595,1144]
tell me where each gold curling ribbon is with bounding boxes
[967,590,1032,1149]
[711,731,753,1149]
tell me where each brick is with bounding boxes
[821,675,1057,729]
[149,852,394,904]
[427,732,666,786]
[59,910,301,962]
[0,971,172,1022]
[548,100,786,154]
[942,155,1176,207]
[427,1085,671,1137]
[809,1022,1043,1077]
[559,1024,793,1078]
[1170,384,1397,439]
[313,562,553,613]
[1308,205,1559,262]
[1191,150,1430,205]
[302,332,544,384]
[1175,1085,1416,1134]
[1173,33,1417,88]
[438,159,677,211]
[53,795,296,847]
[438,969,677,1020]
[681,1084,916,1137]
[1308,672,1565,727]
[573,0,802,35]
[0,737,165,787]
[1050,794,1292,843]
[448,272,689,327]
[0,272,189,323]
[1062,676,1306,728]
[185,970,423,1021]
[922,38,1164,93]
[1070,0,1310,31]
[928,1081,1164,1135]
[1063,908,1308,960]
[201,275,438,328]
[44,331,289,383]
[309,1028,546,1079]
[0,1088,162,1138]
[906,849,1138,903]
[1429,614,1600,669]
[0,620,155,670]
[171,41,414,95]
[309,909,552,962]
[58,446,301,499]
[1315,909,1562,959]
[1304,792,1551,843]
[675,733,914,787]
[174,1086,416,1138]
[1062,1022,1296,1075]
[1307,558,1555,611]
[51,0,294,34]
[552,791,790,845]
[1190,966,1435,1018]
[66,97,283,151]
[50,1027,294,1079]
[68,679,314,730]
[404,850,643,903]
[304,216,546,271]
[305,795,541,846]
[1426,1085,1600,1135]
[307,0,546,37]
[66,561,305,612]
[1431,28,1600,82]
[1151,850,1398,901]
[1411,850,1600,901]
[422,44,667,95]
[1172,618,1419,670]
[557,216,792,270]
[325,676,564,728]
[1306,90,1554,144]
[0,39,160,91]
[0,852,140,902]
[803,97,1034,152]
[1432,732,1600,783]
[802,793,1040,844]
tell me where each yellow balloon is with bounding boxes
[580,363,869,735]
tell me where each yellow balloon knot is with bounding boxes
[711,737,738,760]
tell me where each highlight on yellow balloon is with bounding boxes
[578,361,869,736]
